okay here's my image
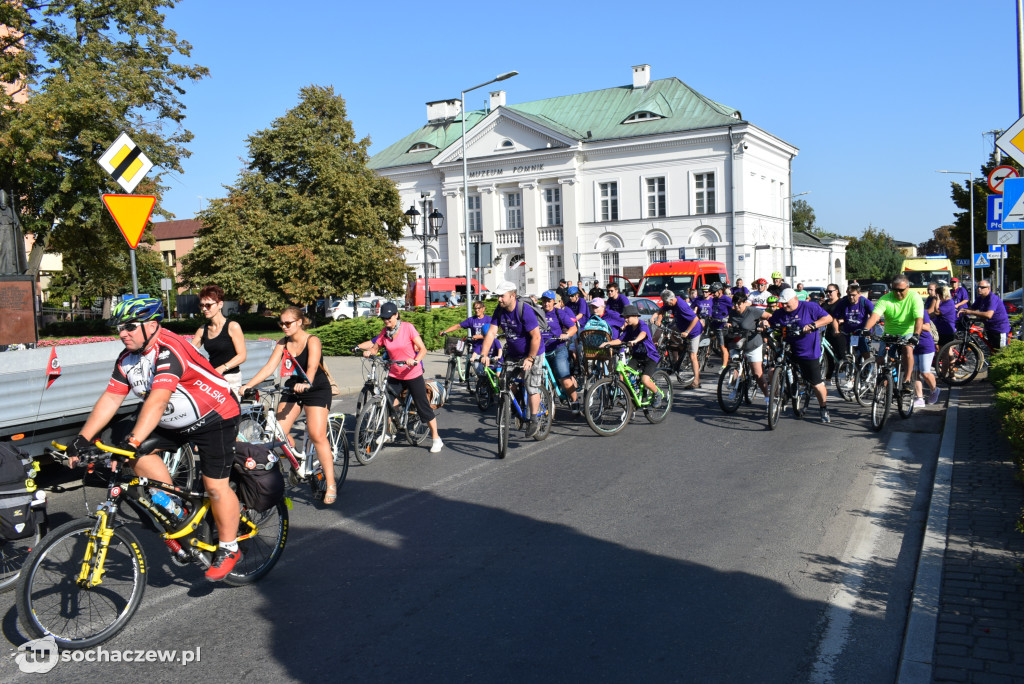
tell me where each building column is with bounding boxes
[478,184,499,290]
[520,180,539,293]
[559,178,579,282]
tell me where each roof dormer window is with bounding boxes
[500,139,515,148]
[407,142,438,153]
[622,111,662,124]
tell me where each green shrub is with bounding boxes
[988,340,1024,385]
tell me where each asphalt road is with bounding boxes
[0,359,946,683]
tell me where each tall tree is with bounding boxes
[846,225,905,282]
[180,85,410,308]
[791,199,816,234]
[0,0,208,294]
[918,225,960,258]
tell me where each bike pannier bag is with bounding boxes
[425,378,447,410]
[0,442,37,540]
[231,441,285,513]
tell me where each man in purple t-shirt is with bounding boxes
[652,289,704,390]
[951,278,969,315]
[768,288,834,423]
[962,279,1011,349]
[540,290,579,411]
[732,278,750,297]
[708,283,733,367]
[606,282,630,315]
[481,281,543,437]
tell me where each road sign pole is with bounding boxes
[129,248,139,296]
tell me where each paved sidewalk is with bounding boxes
[932,382,1024,682]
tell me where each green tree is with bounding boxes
[792,199,816,234]
[918,225,959,258]
[846,225,905,282]
[0,0,208,295]
[180,85,410,309]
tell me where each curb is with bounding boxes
[896,386,959,683]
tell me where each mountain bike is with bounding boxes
[238,383,349,500]
[440,333,475,397]
[352,357,432,464]
[865,333,916,432]
[766,323,814,430]
[493,358,554,459]
[18,439,287,649]
[717,330,764,413]
[833,331,869,403]
[583,346,673,436]
[935,315,998,386]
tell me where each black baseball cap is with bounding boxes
[379,302,398,319]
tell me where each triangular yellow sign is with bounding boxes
[102,194,157,249]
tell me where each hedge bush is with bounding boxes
[989,340,1024,478]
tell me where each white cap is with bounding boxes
[492,280,518,295]
[779,288,798,302]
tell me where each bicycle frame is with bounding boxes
[611,350,654,408]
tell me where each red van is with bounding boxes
[406,277,484,308]
[610,260,730,302]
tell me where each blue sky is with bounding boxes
[158,0,1019,246]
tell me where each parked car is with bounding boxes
[803,286,826,303]
[1003,287,1021,315]
[329,298,375,320]
[632,297,661,325]
[867,283,889,302]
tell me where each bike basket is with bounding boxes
[444,336,467,355]
[0,442,39,541]
[231,442,284,513]
[580,329,612,360]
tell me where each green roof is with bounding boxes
[369,77,745,170]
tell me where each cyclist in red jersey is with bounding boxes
[65,296,244,580]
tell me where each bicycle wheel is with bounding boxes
[792,381,810,417]
[404,407,431,446]
[834,357,857,402]
[671,351,695,386]
[497,393,511,459]
[443,357,458,396]
[354,385,372,417]
[162,444,197,492]
[353,399,387,465]
[697,343,711,372]
[897,370,915,419]
[854,360,877,407]
[533,385,554,441]
[475,376,494,411]
[717,362,744,414]
[643,370,673,423]
[309,416,349,490]
[870,374,892,432]
[583,377,633,436]
[17,518,147,649]
[225,500,288,586]
[936,339,983,386]
[0,525,42,592]
[767,368,786,430]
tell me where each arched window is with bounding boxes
[595,233,623,285]
[622,111,663,124]
[407,142,438,153]
[689,227,720,262]
[500,139,515,148]
[643,230,671,265]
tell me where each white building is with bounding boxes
[369,65,846,294]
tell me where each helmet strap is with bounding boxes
[139,321,159,352]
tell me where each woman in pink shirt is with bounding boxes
[354,303,443,452]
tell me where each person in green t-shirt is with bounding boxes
[795,283,809,301]
[861,274,924,393]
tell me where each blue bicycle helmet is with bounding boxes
[109,295,164,325]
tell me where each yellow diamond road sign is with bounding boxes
[97,132,153,193]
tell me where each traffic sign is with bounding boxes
[97,132,153,193]
[989,230,1020,245]
[1000,178,1024,229]
[997,115,1024,167]
[987,245,1008,259]
[974,253,990,268]
[101,194,156,249]
[988,165,1019,193]
[955,259,970,266]
[988,195,1004,229]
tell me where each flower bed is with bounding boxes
[37,336,118,347]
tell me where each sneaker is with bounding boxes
[525,419,539,438]
[652,392,665,409]
[569,401,581,416]
[687,381,702,390]
[927,387,941,405]
[206,547,243,581]
[819,406,831,423]
[902,382,913,395]
[913,397,925,408]
[430,438,444,453]
[375,432,393,447]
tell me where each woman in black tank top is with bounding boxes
[190,285,246,396]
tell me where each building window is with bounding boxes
[623,111,663,124]
[544,187,562,226]
[601,251,619,284]
[162,250,176,267]
[547,254,563,288]
[648,248,667,265]
[407,142,438,153]
[506,192,522,230]
[646,177,666,218]
[599,182,618,221]
[696,246,717,261]
[695,173,716,215]
[467,195,482,232]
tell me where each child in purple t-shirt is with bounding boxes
[599,305,667,409]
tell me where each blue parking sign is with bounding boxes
[988,195,1003,229]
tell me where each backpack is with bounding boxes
[515,298,552,335]
[0,442,39,541]
[582,316,611,335]
[231,442,285,513]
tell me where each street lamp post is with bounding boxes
[405,197,444,310]
[462,70,518,318]
[937,170,975,296]
[783,191,810,279]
